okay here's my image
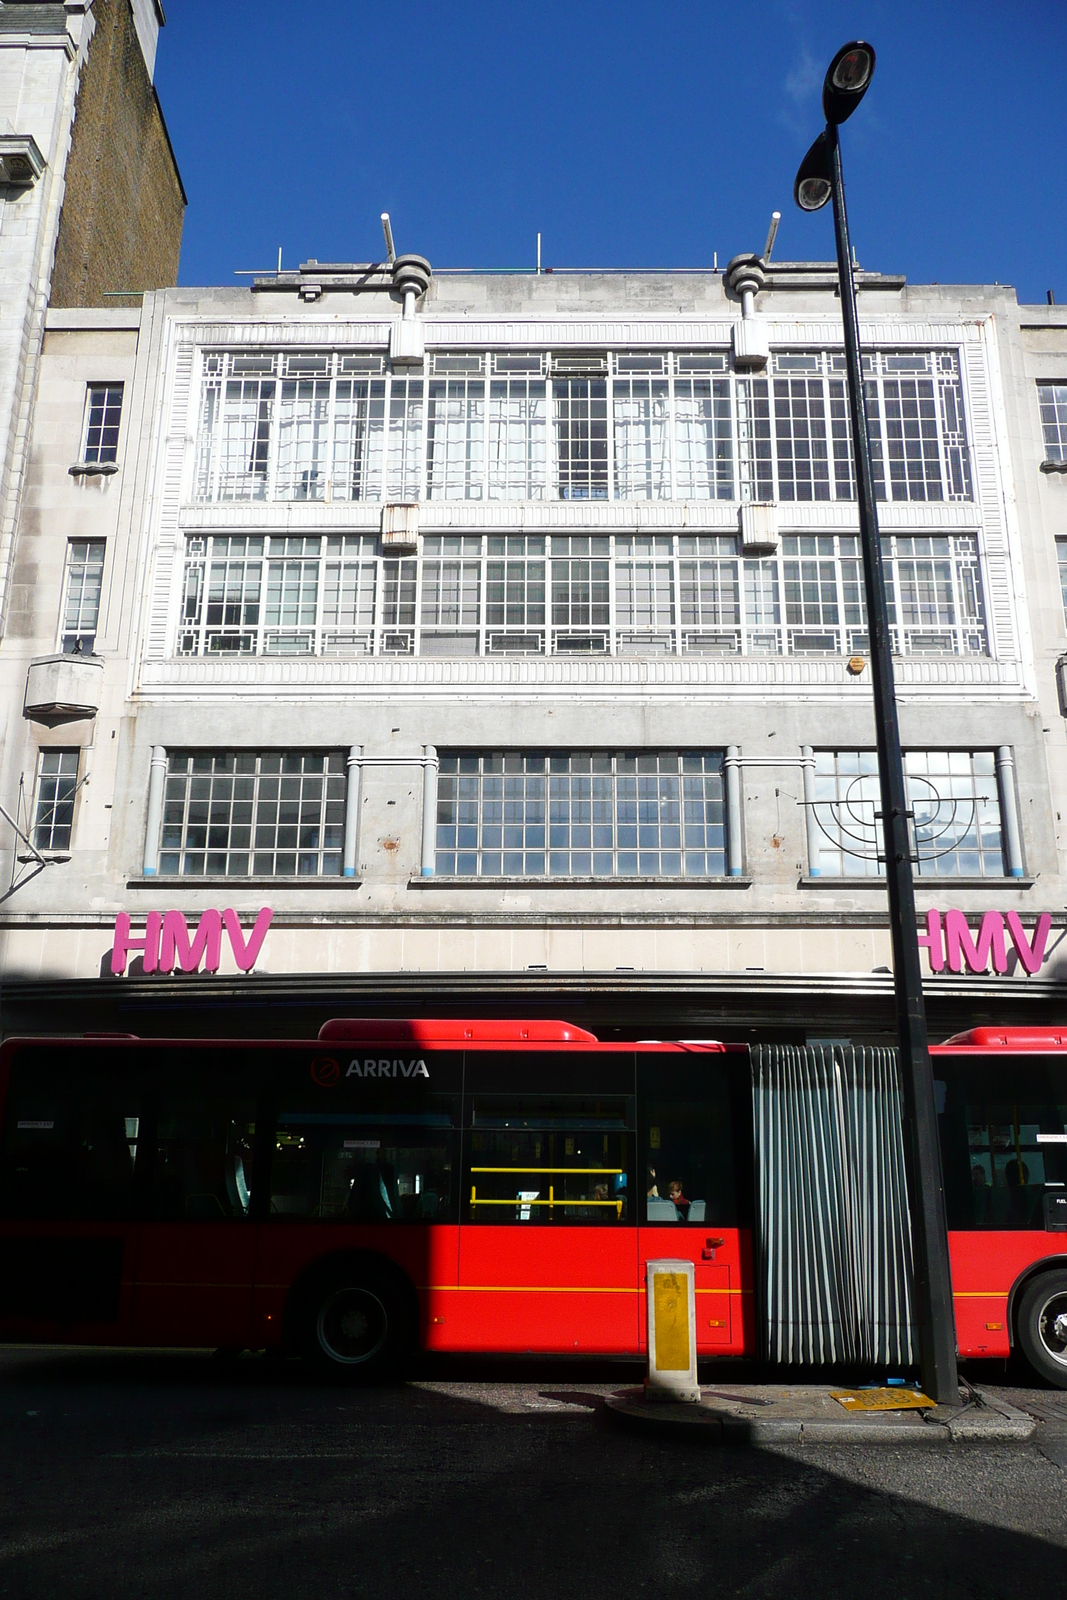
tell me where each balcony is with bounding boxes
[23,653,103,725]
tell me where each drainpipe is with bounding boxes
[142,747,167,876]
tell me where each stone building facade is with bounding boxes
[2,248,1066,1043]
[0,0,182,661]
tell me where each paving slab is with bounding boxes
[604,1382,1035,1445]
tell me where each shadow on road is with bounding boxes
[0,1346,1060,1598]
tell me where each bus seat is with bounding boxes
[687,1199,706,1222]
[646,1198,679,1221]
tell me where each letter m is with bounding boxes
[944,909,1007,975]
[159,909,223,974]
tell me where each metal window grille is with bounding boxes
[1039,384,1067,463]
[426,379,485,500]
[191,347,972,506]
[435,751,726,877]
[485,535,547,653]
[33,750,79,851]
[386,378,423,499]
[420,534,482,654]
[612,378,670,499]
[673,378,734,499]
[175,530,987,661]
[487,377,548,500]
[276,379,332,500]
[810,748,1004,878]
[159,751,346,877]
[555,378,609,500]
[60,539,105,652]
[83,384,123,464]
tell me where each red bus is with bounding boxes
[0,1018,1065,1385]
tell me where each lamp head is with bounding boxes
[822,40,875,125]
[794,131,833,212]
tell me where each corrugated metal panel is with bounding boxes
[753,1043,915,1366]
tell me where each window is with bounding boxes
[191,347,971,504]
[83,384,123,464]
[1058,538,1067,625]
[33,750,79,851]
[1039,384,1067,463]
[427,376,485,500]
[435,751,726,878]
[271,1113,456,1222]
[0,1055,140,1223]
[60,538,105,653]
[158,751,346,877]
[555,375,609,499]
[767,351,972,503]
[810,749,1005,878]
[151,1092,255,1221]
[640,1057,744,1227]
[177,530,986,662]
[939,1063,1067,1231]
[465,1094,632,1225]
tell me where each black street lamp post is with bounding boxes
[793,42,959,1403]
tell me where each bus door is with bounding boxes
[0,1046,141,1345]
[456,1052,639,1355]
[131,1061,258,1349]
[637,1053,754,1358]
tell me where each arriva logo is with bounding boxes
[346,1059,430,1079]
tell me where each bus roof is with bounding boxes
[935,1026,1067,1051]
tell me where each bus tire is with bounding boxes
[1017,1270,1067,1388]
[301,1265,413,1381]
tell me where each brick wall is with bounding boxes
[49,0,185,308]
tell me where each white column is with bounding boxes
[802,746,821,876]
[995,746,1024,878]
[421,745,438,876]
[725,746,743,876]
[343,745,362,878]
[142,746,167,876]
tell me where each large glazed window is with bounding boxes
[810,749,1006,878]
[159,751,346,877]
[189,347,972,505]
[175,529,985,662]
[270,1113,456,1222]
[435,751,725,878]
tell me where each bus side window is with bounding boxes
[465,1096,632,1225]
[0,1057,140,1222]
[940,1063,1067,1230]
[641,1065,739,1226]
[151,1096,256,1223]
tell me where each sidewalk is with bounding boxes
[604,1383,1036,1445]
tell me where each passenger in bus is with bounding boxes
[646,1167,660,1198]
[668,1179,690,1221]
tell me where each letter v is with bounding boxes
[1006,911,1052,976]
[223,908,273,972]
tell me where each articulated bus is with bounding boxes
[1,1019,1066,1385]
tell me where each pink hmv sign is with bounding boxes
[110,909,273,976]
[918,909,1053,976]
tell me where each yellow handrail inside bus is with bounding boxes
[470,1185,624,1219]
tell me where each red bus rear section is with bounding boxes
[0,1019,1065,1384]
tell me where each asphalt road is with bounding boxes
[0,1349,1064,1598]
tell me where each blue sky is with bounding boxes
[157,1,1066,305]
